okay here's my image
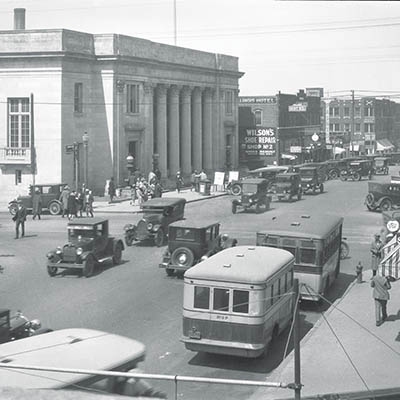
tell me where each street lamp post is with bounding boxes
[83,131,89,187]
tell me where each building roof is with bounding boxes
[257,213,344,240]
[184,246,293,284]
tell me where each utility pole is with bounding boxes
[351,90,355,156]
[293,278,302,400]
[173,0,177,45]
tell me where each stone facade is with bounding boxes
[0,26,243,197]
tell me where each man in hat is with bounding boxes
[370,233,383,277]
[12,200,27,239]
[59,185,70,218]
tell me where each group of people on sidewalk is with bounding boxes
[59,184,94,220]
[354,232,393,327]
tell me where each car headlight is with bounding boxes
[307,184,310,187]
[147,223,153,230]
[56,246,62,255]
[46,252,54,259]
[153,224,161,231]
[124,224,134,231]
[76,247,83,256]
[200,255,209,261]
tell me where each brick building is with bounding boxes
[322,97,400,155]
[238,88,323,168]
[0,9,243,198]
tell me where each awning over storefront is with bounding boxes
[380,235,400,279]
[376,139,395,151]
[333,147,346,155]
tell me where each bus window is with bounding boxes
[232,290,249,314]
[213,288,229,312]
[266,236,279,247]
[270,284,274,306]
[282,238,296,257]
[300,248,316,264]
[194,286,210,309]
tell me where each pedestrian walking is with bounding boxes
[355,261,363,283]
[67,190,77,220]
[154,167,161,182]
[59,185,70,218]
[371,274,391,326]
[176,171,184,193]
[190,170,198,191]
[13,200,27,239]
[199,170,207,181]
[370,233,383,277]
[76,190,84,218]
[108,177,116,203]
[84,189,94,217]
[153,180,163,198]
[32,190,42,220]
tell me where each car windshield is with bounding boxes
[242,183,258,193]
[300,170,314,177]
[375,160,384,166]
[174,228,196,241]
[68,228,96,239]
[142,207,165,214]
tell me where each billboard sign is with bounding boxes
[239,96,276,104]
[239,127,277,161]
[288,102,307,112]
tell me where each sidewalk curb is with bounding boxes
[93,192,227,214]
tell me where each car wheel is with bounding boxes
[329,170,339,180]
[166,268,174,277]
[380,198,392,212]
[232,203,237,214]
[320,183,324,194]
[47,265,58,277]
[112,242,123,265]
[312,186,316,195]
[353,172,361,181]
[256,203,261,213]
[340,241,350,260]
[154,228,165,247]
[171,247,195,269]
[230,183,242,196]
[49,201,61,215]
[365,193,376,211]
[297,191,302,201]
[9,203,18,216]
[83,255,95,278]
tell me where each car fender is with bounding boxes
[48,199,62,207]
[376,196,391,207]
[81,251,96,262]
[232,199,240,205]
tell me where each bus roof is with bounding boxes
[257,213,344,240]
[184,246,293,284]
[0,329,146,389]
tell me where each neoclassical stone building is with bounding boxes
[0,9,243,197]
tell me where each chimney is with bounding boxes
[14,8,26,30]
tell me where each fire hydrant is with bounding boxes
[356,261,363,283]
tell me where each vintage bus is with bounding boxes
[182,246,295,358]
[0,328,164,398]
[256,213,343,302]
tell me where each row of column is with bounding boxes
[150,84,217,178]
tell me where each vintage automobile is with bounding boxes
[373,157,389,175]
[46,218,124,277]
[275,173,302,201]
[159,221,236,276]
[292,162,327,182]
[365,181,400,212]
[340,160,373,181]
[124,197,186,247]
[0,309,52,344]
[299,167,324,194]
[8,183,66,216]
[228,166,288,196]
[231,178,271,214]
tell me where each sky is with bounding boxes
[1,0,400,100]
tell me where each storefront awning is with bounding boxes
[333,147,346,155]
[376,139,395,151]
[380,235,400,279]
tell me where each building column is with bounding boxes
[202,88,213,173]
[192,87,203,171]
[143,83,154,174]
[212,88,221,171]
[180,86,192,175]
[168,85,180,176]
[155,84,168,178]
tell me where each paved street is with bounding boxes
[0,171,393,399]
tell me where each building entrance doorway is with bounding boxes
[128,140,139,171]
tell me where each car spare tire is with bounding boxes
[171,247,195,269]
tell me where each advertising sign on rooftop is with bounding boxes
[289,102,307,112]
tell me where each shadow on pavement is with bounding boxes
[187,314,313,374]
